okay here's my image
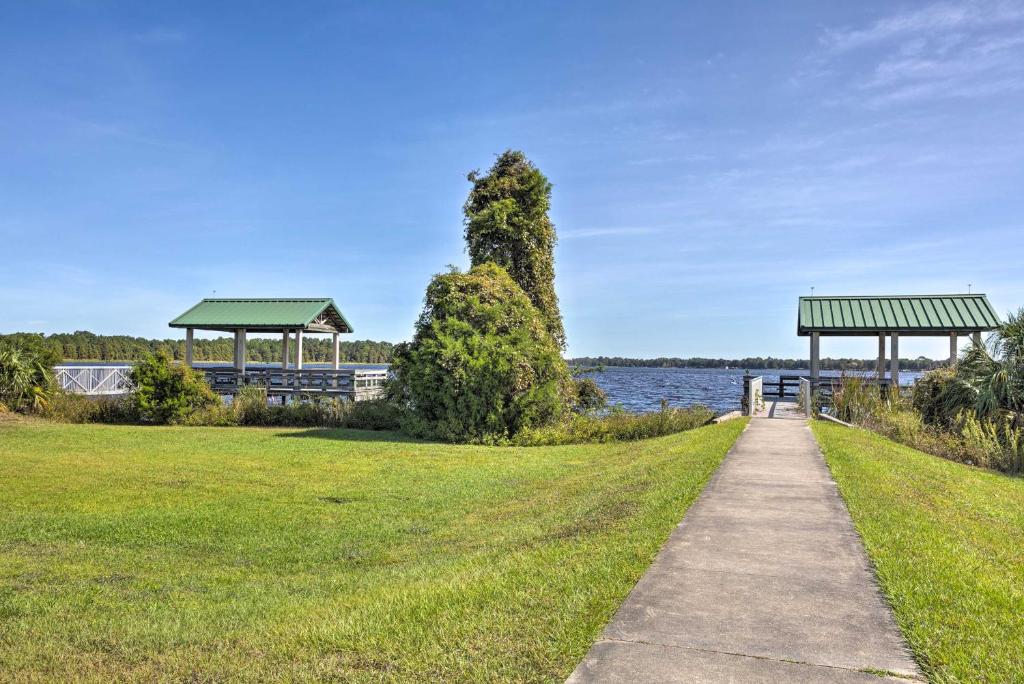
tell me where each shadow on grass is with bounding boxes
[276,428,428,443]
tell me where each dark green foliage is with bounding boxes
[911,366,958,426]
[391,263,571,443]
[0,331,394,364]
[512,404,715,446]
[0,333,62,368]
[571,376,608,413]
[940,308,1024,428]
[343,398,405,431]
[0,338,57,413]
[129,352,218,424]
[465,150,565,349]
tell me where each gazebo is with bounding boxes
[169,297,353,371]
[797,294,1001,387]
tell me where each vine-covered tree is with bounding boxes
[464,150,565,349]
[390,263,571,442]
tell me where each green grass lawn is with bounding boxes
[0,417,746,682]
[812,421,1024,684]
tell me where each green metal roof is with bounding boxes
[798,294,1000,336]
[169,298,353,333]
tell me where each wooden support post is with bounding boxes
[282,330,290,369]
[185,328,194,367]
[332,332,340,370]
[949,332,958,365]
[890,332,899,390]
[810,332,820,388]
[973,331,982,347]
[877,333,885,380]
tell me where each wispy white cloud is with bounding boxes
[821,1,1024,52]
[133,28,188,44]
[814,1,1024,108]
[560,227,662,239]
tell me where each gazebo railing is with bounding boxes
[200,367,388,400]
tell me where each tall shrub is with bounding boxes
[130,351,217,424]
[391,263,571,442]
[464,150,565,349]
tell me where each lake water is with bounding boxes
[59,362,922,415]
[585,367,924,414]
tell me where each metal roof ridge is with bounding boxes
[198,297,332,302]
[798,293,986,300]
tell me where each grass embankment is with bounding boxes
[812,422,1024,683]
[0,418,746,682]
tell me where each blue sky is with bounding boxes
[2,1,1023,359]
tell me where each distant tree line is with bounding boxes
[0,331,395,364]
[0,332,948,371]
[567,356,945,371]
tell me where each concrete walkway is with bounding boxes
[567,415,922,683]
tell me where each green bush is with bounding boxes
[227,386,403,430]
[512,403,715,446]
[342,398,404,431]
[571,376,608,414]
[0,345,57,413]
[42,392,136,424]
[830,375,885,424]
[232,385,273,425]
[129,352,218,424]
[391,263,571,443]
[911,366,958,426]
[827,375,1023,472]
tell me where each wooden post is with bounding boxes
[332,332,340,370]
[973,331,982,347]
[281,330,290,369]
[877,333,885,380]
[949,332,957,365]
[890,332,899,390]
[185,328,194,367]
[810,332,820,388]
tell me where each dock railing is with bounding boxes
[53,364,389,401]
[54,366,134,396]
[200,366,388,401]
[743,373,899,414]
[798,378,813,418]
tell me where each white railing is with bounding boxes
[745,376,763,416]
[54,366,134,395]
[199,366,388,400]
[798,377,813,418]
